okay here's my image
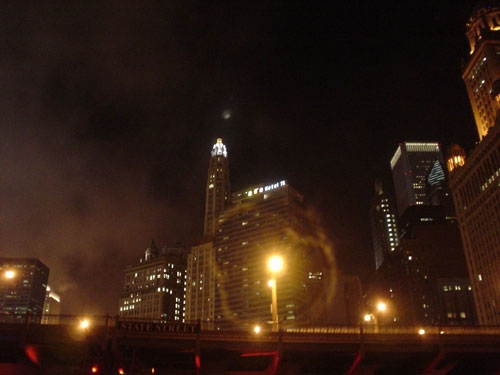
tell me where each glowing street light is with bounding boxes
[418,328,426,335]
[253,325,261,334]
[79,319,90,330]
[5,270,15,279]
[268,256,283,273]
[363,301,389,333]
[267,255,283,332]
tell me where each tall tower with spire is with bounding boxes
[204,138,230,236]
[448,2,500,326]
[463,3,500,140]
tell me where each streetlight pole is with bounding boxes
[271,277,278,332]
[268,256,283,333]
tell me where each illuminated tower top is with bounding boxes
[463,2,500,140]
[390,142,444,216]
[204,138,230,236]
[211,138,228,158]
[447,144,466,173]
[466,2,500,55]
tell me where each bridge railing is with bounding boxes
[0,313,113,328]
[285,325,500,335]
[3,314,500,336]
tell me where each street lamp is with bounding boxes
[79,319,90,330]
[268,255,283,332]
[5,270,15,279]
[253,325,261,334]
[363,301,388,333]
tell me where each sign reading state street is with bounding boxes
[117,320,199,334]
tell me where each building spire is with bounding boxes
[211,138,228,158]
[204,138,230,235]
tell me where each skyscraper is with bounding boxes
[369,179,399,270]
[204,138,230,236]
[448,3,500,326]
[214,180,313,330]
[463,5,500,140]
[390,142,445,216]
[0,258,49,323]
[186,139,229,327]
[118,242,187,321]
[185,238,215,328]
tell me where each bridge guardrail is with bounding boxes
[3,314,500,336]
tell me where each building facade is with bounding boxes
[368,210,476,326]
[0,258,49,323]
[463,4,500,140]
[118,242,187,322]
[214,181,313,330]
[204,138,230,236]
[449,122,500,325]
[390,142,445,216]
[447,3,500,326]
[186,238,215,328]
[186,139,230,327]
[369,179,399,270]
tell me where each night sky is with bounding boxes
[0,1,481,314]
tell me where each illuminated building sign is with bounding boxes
[246,180,286,197]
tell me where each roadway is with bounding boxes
[1,316,500,374]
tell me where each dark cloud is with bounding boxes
[0,1,479,313]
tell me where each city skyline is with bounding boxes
[0,1,485,315]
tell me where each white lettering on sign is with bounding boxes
[246,180,286,197]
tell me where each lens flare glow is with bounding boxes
[268,256,283,273]
[377,302,387,312]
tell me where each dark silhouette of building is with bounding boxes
[369,179,399,270]
[395,209,475,325]
[367,142,476,326]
